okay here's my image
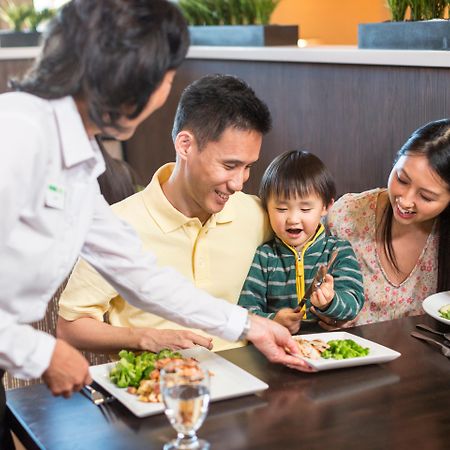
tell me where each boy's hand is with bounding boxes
[273,308,303,334]
[310,274,334,310]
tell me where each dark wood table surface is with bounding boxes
[6,315,450,450]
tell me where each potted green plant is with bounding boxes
[358,1,450,50]
[0,1,56,47]
[177,0,298,46]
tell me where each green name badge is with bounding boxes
[45,183,65,209]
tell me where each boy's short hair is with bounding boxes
[172,74,271,150]
[259,150,336,209]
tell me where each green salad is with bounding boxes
[321,339,369,360]
[439,304,450,320]
[109,349,181,388]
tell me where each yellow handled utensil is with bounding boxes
[294,249,339,312]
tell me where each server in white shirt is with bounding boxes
[0,1,311,447]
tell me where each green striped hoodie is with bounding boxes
[238,225,364,321]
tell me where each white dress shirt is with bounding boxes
[0,93,247,379]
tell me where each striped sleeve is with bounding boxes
[238,246,275,319]
[319,240,365,321]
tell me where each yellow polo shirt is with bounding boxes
[59,163,271,351]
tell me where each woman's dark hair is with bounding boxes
[96,137,140,205]
[172,74,271,150]
[259,150,336,210]
[10,0,189,131]
[379,119,450,292]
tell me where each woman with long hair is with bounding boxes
[324,119,450,327]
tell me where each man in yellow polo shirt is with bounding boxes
[57,74,272,353]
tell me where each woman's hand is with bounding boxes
[309,305,357,331]
[273,308,303,334]
[136,328,213,352]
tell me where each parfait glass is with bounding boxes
[160,361,211,450]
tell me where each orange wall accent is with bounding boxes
[271,0,391,45]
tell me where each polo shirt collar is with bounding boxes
[210,198,235,226]
[142,163,236,233]
[51,96,105,175]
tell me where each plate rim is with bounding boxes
[293,331,401,370]
[422,291,450,326]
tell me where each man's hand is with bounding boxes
[42,339,92,398]
[135,328,213,352]
[273,308,302,334]
[310,306,357,331]
[310,274,334,310]
[246,314,315,372]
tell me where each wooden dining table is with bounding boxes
[6,314,450,450]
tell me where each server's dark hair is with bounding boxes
[259,150,336,210]
[10,0,189,131]
[379,119,450,292]
[172,74,271,149]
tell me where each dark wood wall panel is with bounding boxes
[1,57,449,198]
[125,59,450,196]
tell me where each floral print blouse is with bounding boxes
[327,188,438,325]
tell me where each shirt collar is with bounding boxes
[142,163,235,233]
[50,96,104,175]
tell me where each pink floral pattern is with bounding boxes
[327,189,438,325]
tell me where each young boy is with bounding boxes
[238,150,364,334]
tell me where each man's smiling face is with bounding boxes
[181,127,262,223]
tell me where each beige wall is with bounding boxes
[271,0,390,45]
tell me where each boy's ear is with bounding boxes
[174,130,195,161]
[322,198,335,216]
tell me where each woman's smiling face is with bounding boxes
[387,153,450,226]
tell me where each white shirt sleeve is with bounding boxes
[0,110,57,379]
[0,318,55,380]
[81,195,248,342]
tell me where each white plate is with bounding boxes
[294,331,401,371]
[90,346,268,417]
[423,291,450,326]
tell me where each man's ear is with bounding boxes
[174,130,195,161]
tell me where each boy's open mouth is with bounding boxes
[286,228,302,236]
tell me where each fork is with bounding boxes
[315,249,339,288]
[416,324,450,342]
[410,331,450,357]
[82,385,116,422]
